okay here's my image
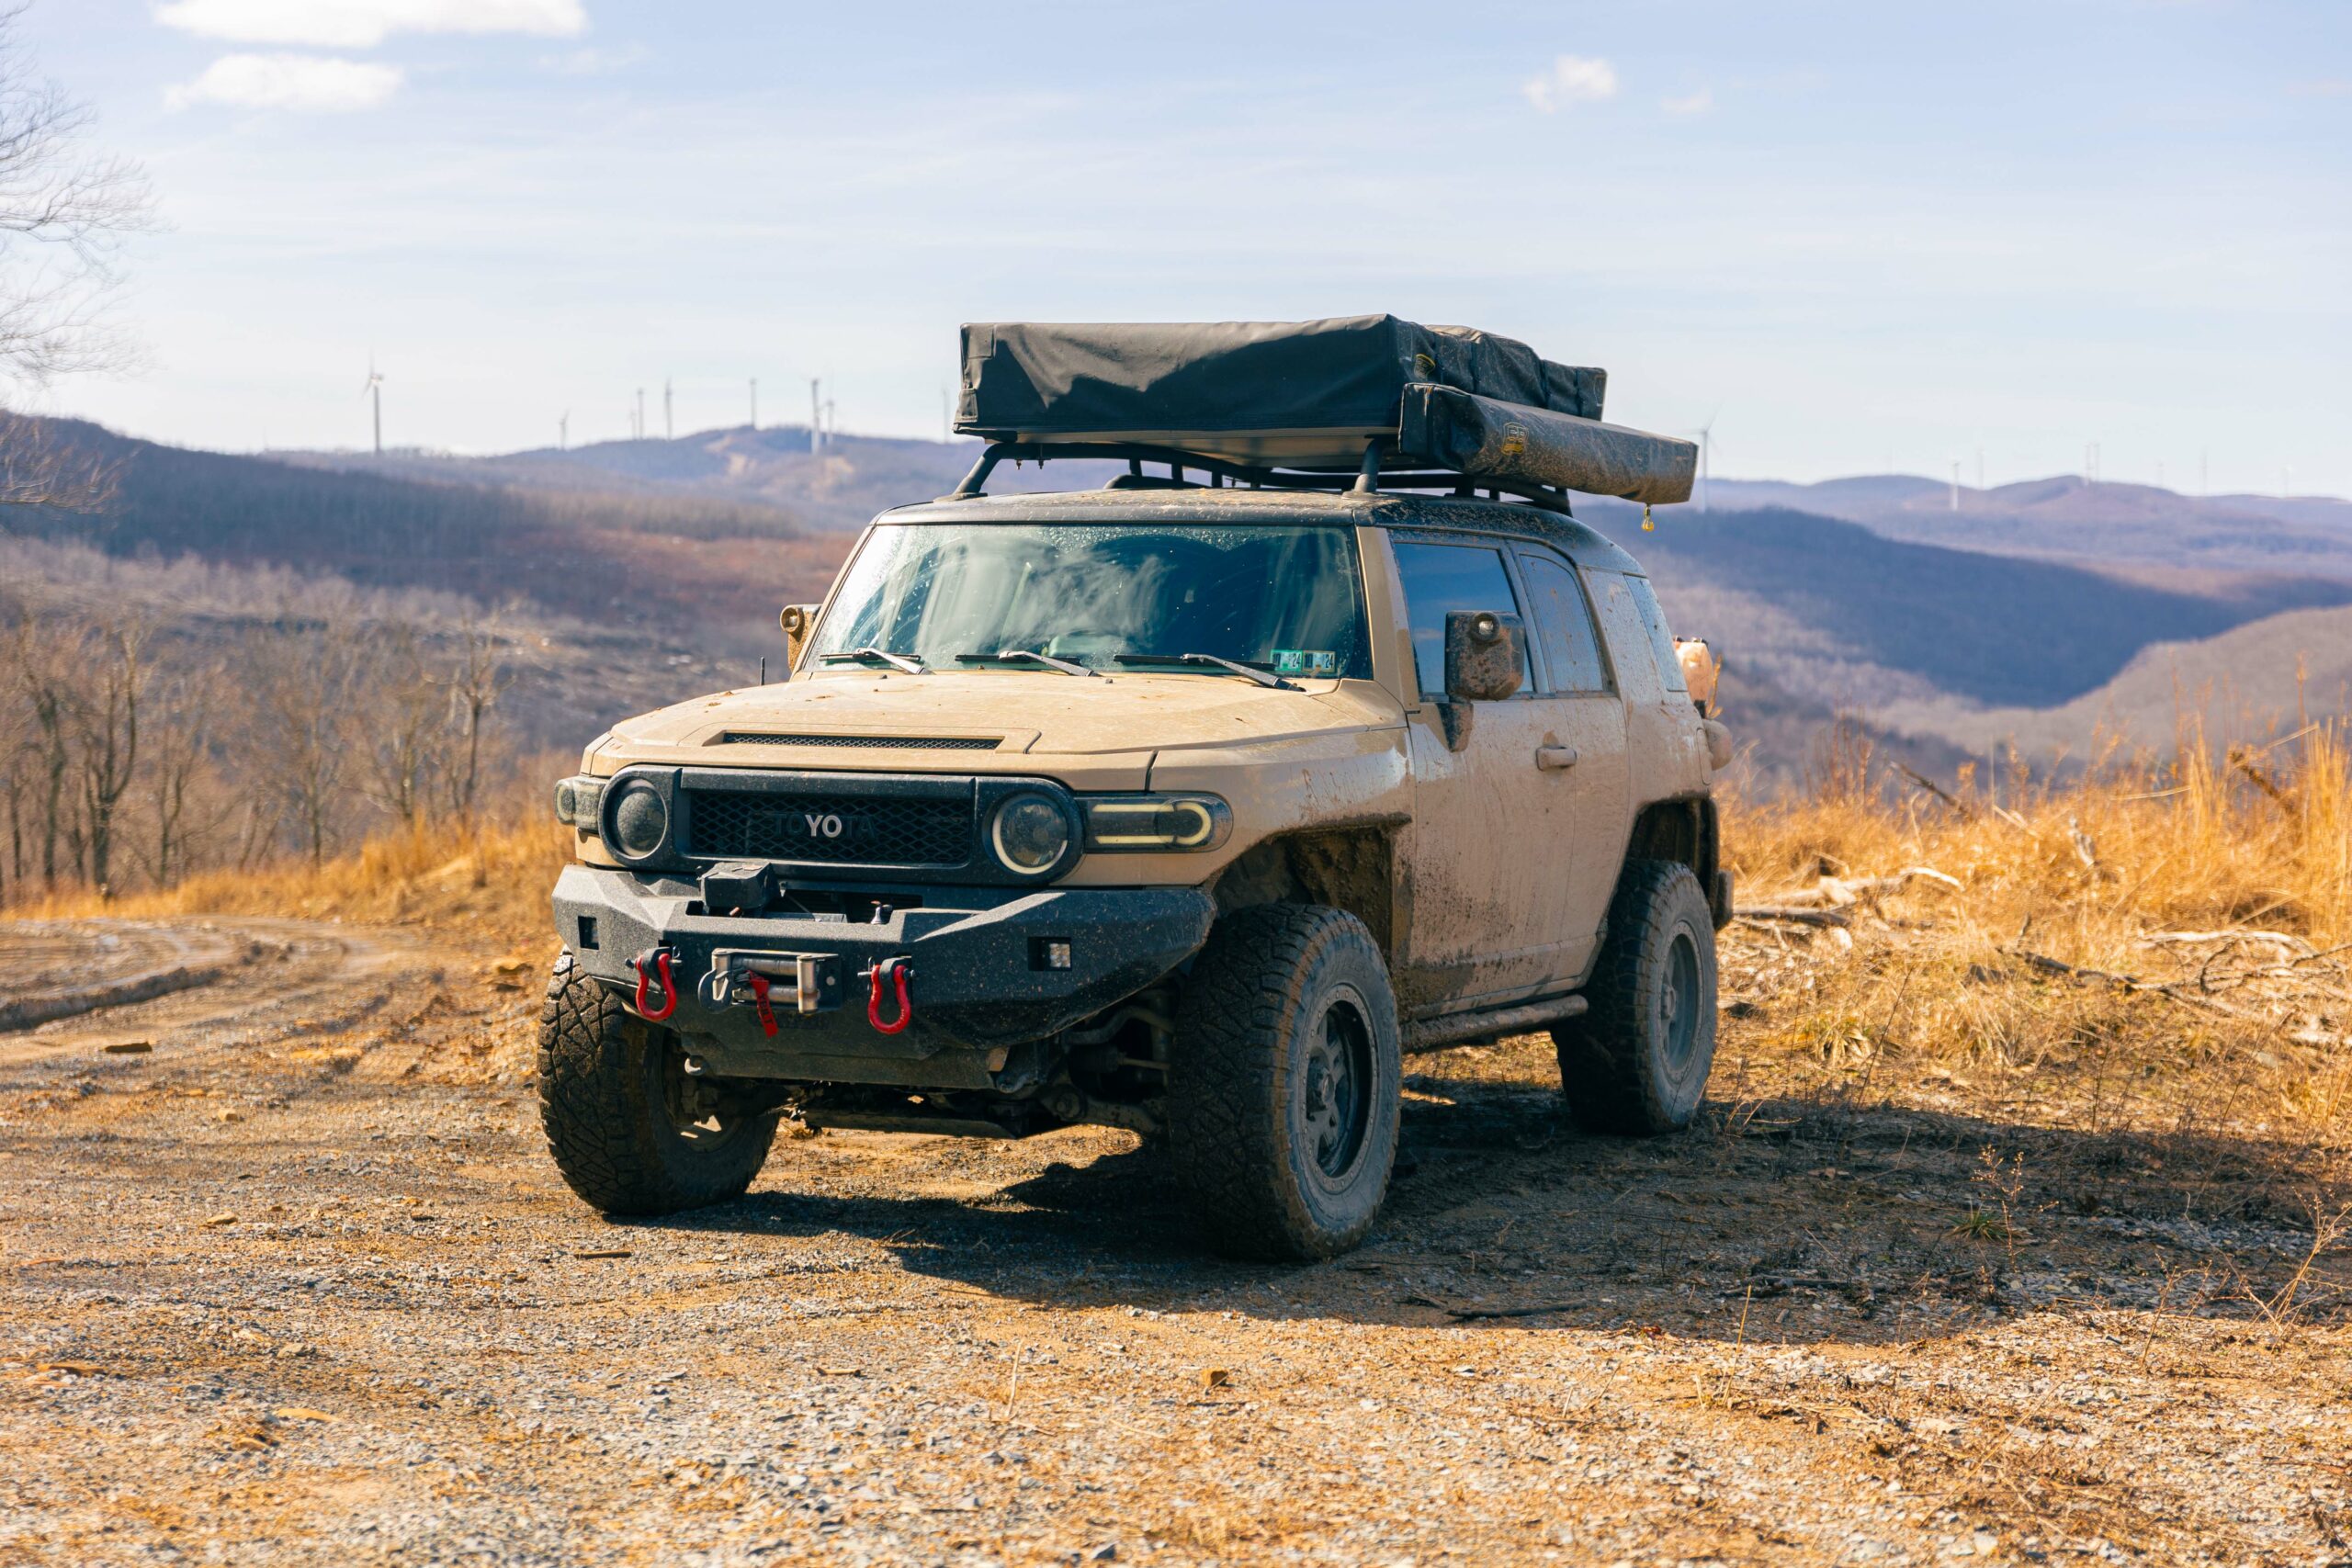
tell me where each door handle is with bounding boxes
[1535,745,1579,771]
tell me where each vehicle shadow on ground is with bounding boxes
[636,1056,2349,1348]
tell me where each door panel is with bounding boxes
[1516,549,1631,983]
[1386,537,1577,1010]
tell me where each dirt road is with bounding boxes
[2,916,2346,1565]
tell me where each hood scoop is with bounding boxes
[714,731,1003,751]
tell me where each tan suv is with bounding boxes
[538,320,1731,1260]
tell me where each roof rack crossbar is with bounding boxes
[937,440,1575,513]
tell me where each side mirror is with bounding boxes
[779,604,819,670]
[1443,610,1525,703]
[1676,637,1721,716]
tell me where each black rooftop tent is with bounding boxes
[954,316,1696,506]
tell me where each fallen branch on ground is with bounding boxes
[2142,930,2320,957]
[2006,947,2273,1025]
[1736,907,1852,930]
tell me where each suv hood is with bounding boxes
[594,671,1400,788]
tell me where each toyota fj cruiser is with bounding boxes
[538,318,1732,1260]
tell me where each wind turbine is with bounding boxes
[558,410,570,451]
[1688,407,1721,513]
[663,377,673,441]
[361,357,384,455]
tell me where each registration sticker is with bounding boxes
[1272,649,1339,677]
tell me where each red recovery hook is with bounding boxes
[630,948,679,1022]
[866,957,914,1034]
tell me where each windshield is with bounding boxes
[809,522,1372,680]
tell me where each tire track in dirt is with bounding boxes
[0,918,435,1072]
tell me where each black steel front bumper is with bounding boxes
[551,865,1215,1089]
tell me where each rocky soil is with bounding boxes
[2,918,2347,1566]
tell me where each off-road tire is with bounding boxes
[537,951,776,1214]
[1554,859,1719,1134]
[1168,904,1402,1261]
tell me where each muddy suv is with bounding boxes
[537,319,1731,1259]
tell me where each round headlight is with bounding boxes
[609,782,669,858]
[990,792,1072,874]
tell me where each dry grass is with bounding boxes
[1718,720,2352,1303]
[12,813,574,955]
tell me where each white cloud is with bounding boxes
[154,0,586,49]
[1662,87,1713,116]
[165,53,404,112]
[1522,54,1617,114]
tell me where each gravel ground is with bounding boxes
[2,918,2348,1566]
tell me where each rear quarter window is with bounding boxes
[1586,571,1671,705]
[1624,576,1688,694]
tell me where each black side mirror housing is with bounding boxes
[1443,610,1525,703]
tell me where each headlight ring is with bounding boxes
[989,790,1077,876]
[607,780,671,860]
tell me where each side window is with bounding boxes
[1389,538,1534,701]
[1516,551,1611,694]
[1625,577,1688,694]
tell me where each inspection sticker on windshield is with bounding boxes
[1273,649,1338,677]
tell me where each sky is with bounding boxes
[16,0,2352,494]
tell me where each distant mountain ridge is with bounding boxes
[16,414,2349,784]
[1701,473,2352,581]
[282,424,1118,534]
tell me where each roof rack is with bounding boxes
[942,439,1578,514]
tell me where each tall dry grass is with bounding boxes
[12,811,574,954]
[1720,719,2352,1227]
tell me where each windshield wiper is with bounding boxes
[954,649,1098,678]
[1114,652,1300,691]
[820,647,927,675]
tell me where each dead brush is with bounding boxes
[1720,718,2352,1318]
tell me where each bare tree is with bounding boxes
[0,4,152,512]
[0,6,151,385]
[68,615,141,895]
[135,660,219,888]
[254,626,358,864]
[443,617,512,823]
[356,623,441,828]
[9,615,77,887]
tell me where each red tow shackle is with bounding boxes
[630,948,679,1022]
[866,957,914,1034]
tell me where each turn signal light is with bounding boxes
[1080,795,1232,853]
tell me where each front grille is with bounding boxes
[681,787,973,867]
[716,732,1001,750]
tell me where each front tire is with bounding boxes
[537,952,776,1214]
[1169,904,1402,1261]
[1554,859,1719,1134]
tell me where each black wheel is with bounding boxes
[1555,859,1719,1134]
[537,951,776,1214]
[1168,904,1401,1261]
